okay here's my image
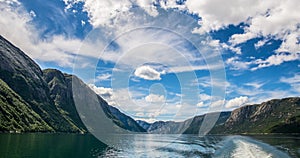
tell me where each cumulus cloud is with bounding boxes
[185,0,271,34]
[227,0,300,53]
[88,84,113,98]
[64,0,160,27]
[134,65,162,80]
[199,93,211,102]
[182,0,300,64]
[82,0,132,27]
[145,94,165,103]
[226,57,251,70]
[225,96,249,109]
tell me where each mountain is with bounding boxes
[0,78,53,132]
[43,69,87,132]
[43,68,145,133]
[108,106,146,132]
[136,120,151,131]
[0,35,145,133]
[0,35,77,132]
[0,35,299,134]
[213,97,300,134]
[183,112,231,134]
[138,112,231,134]
[140,97,299,134]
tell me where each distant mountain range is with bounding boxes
[0,35,299,134]
[137,97,300,134]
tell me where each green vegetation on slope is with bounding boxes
[0,79,53,132]
[0,35,82,132]
[211,97,300,134]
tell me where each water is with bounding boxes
[0,133,299,158]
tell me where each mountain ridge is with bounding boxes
[0,35,145,133]
[137,97,300,134]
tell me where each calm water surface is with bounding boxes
[0,133,299,158]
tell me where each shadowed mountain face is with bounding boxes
[0,35,76,132]
[0,35,145,133]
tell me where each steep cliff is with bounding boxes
[221,97,300,133]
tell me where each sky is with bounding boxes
[0,0,299,122]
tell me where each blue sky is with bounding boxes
[1,0,299,122]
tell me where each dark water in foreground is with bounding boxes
[0,133,299,158]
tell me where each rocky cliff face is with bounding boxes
[222,97,300,133]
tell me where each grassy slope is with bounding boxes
[0,79,53,132]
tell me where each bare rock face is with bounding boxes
[0,35,51,106]
[223,97,300,133]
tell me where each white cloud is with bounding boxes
[280,74,300,93]
[29,10,36,17]
[64,0,160,28]
[254,39,268,49]
[252,53,300,70]
[0,0,20,5]
[88,84,198,122]
[168,64,222,73]
[229,32,257,46]
[0,1,90,67]
[182,0,300,63]
[134,0,158,17]
[82,0,132,27]
[134,65,162,80]
[226,56,251,70]
[276,31,300,53]
[222,0,300,53]
[145,94,165,103]
[225,96,249,109]
[244,81,265,89]
[210,99,225,108]
[88,84,113,98]
[199,93,211,102]
[196,101,206,108]
[96,73,111,81]
[185,0,271,34]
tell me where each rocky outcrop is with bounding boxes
[222,97,300,133]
